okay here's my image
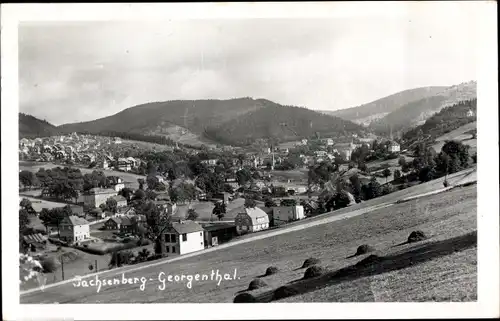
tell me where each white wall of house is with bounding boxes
[272,206,305,225]
[179,231,205,255]
[164,231,204,255]
[60,224,90,243]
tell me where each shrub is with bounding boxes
[408,230,427,243]
[355,244,375,256]
[301,257,321,268]
[443,179,449,187]
[248,279,267,290]
[40,256,58,273]
[233,293,257,303]
[303,265,326,279]
[381,184,395,196]
[273,286,299,300]
[264,266,279,276]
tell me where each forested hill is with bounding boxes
[19,113,59,138]
[204,104,366,146]
[57,98,270,135]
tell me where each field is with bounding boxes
[19,161,146,190]
[20,167,477,303]
[432,121,477,155]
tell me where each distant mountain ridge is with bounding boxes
[19,113,59,138]
[321,81,476,133]
[57,98,364,146]
[369,81,477,135]
[320,86,448,125]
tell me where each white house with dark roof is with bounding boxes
[160,220,205,255]
[59,215,90,243]
[234,207,270,235]
[79,187,118,208]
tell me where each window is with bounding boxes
[164,234,170,242]
[172,246,176,253]
[200,232,202,236]
[166,246,169,253]
[182,233,187,242]
[172,234,176,243]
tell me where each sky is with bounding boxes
[19,9,479,126]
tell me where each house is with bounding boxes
[201,159,218,166]
[195,187,207,201]
[119,216,135,233]
[59,216,90,244]
[160,220,205,255]
[113,137,122,144]
[115,206,136,217]
[99,159,109,169]
[466,109,475,117]
[212,192,232,204]
[80,188,118,208]
[388,141,401,153]
[202,223,237,247]
[110,195,128,208]
[235,207,270,235]
[116,158,133,171]
[69,205,84,216]
[41,152,53,162]
[270,205,305,227]
[104,217,122,230]
[334,142,357,161]
[325,138,334,146]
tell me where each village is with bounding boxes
[18,130,413,283]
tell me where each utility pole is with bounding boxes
[95,259,98,273]
[60,254,65,281]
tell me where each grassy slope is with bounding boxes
[431,121,477,154]
[20,171,477,303]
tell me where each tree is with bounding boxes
[223,184,235,194]
[146,175,159,190]
[244,198,257,209]
[398,156,407,167]
[236,168,252,186]
[212,202,227,221]
[186,208,199,221]
[358,162,368,172]
[39,207,67,238]
[362,177,381,200]
[19,209,30,251]
[418,166,436,182]
[19,170,37,190]
[20,198,32,210]
[264,197,277,208]
[333,191,351,210]
[348,174,362,202]
[280,199,297,207]
[144,203,172,256]
[393,169,402,180]
[136,248,151,263]
[137,178,145,190]
[442,140,470,168]
[119,187,133,201]
[109,250,134,268]
[382,168,392,183]
[106,198,118,213]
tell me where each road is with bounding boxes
[20,167,477,303]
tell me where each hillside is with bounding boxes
[321,86,448,125]
[19,113,59,138]
[204,104,366,146]
[369,81,477,136]
[57,98,270,143]
[20,170,477,303]
[402,99,477,145]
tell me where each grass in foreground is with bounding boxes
[21,184,476,303]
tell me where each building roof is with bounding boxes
[241,207,270,225]
[23,233,48,244]
[111,195,127,202]
[167,220,204,235]
[202,222,236,232]
[64,215,90,226]
[88,187,117,195]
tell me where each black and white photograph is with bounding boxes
[2,2,498,320]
